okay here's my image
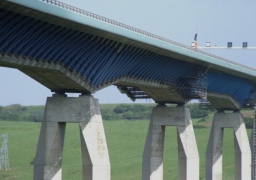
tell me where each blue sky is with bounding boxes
[0,0,256,106]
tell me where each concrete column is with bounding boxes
[142,105,199,180]
[177,120,199,179]
[206,111,251,180]
[206,112,224,180]
[33,94,110,180]
[250,130,255,180]
[33,120,66,180]
[142,119,165,180]
[79,97,110,180]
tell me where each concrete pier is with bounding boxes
[142,105,199,180]
[33,94,110,180]
[206,111,251,180]
[250,128,255,180]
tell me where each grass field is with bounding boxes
[0,120,252,180]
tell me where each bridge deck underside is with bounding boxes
[0,3,255,110]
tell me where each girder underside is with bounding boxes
[0,55,90,93]
[0,54,242,110]
[116,82,184,103]
[207,93,241,110]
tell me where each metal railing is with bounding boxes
[41,0,256,72]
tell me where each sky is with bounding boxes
[1,0,256,106]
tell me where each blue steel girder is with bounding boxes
[1,0,256,110]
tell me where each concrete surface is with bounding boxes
[142,105,199,180]
[206,111,251,180]
[33,94,110,180]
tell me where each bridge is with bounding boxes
[0,0,255,179]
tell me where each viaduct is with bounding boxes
[0,0,255,179]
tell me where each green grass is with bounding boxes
[0,121,41,180]
[0,120,252,180]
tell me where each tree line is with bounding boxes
[1,103,254,129]
[0,103,213,122]
[0,104,42,122]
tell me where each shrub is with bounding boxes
[123,111,134,120]
[0,104,23,121]
[188,104,209,118]
[27,113,43,122]
[132,105,147,112]
[113,104,132,114]
[244,117,253,129]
